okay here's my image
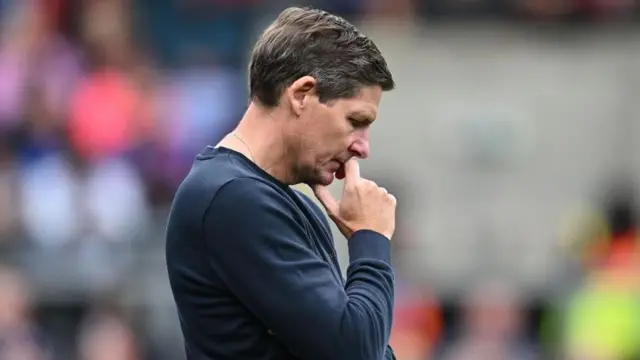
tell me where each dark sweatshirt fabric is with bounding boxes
[166,146,395,360]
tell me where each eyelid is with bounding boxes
[349,117,370,127]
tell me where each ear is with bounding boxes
[286,76,317,116]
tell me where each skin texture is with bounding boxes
[218,76,381,188]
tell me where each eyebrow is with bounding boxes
[349,111,376,124]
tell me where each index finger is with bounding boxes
[312,184,339,216]
[343,158,360,185]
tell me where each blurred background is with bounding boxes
[0,0,640,359]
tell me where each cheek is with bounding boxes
[327,120,352,146]
[305,108,351,156]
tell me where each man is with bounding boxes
[166,6,397,360]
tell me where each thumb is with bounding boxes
[312,185,339,216]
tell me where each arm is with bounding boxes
[203,178,394,360]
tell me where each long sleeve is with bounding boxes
[202,177,394,360]
[385,345,396,359]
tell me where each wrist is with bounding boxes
[348,229,392,264]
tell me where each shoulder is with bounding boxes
[213,177,290,208]
[174,149,270,207]
[168,150,281,229]
[205,177,299,230]
[203,178,310,248]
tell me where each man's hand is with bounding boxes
[313,159,396,240]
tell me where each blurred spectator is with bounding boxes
[0,266,50,360]
[1,0,640,359]
[66,65,149,163]
[562,270,640,360]
[0,0,81,132]
[0,137,19,249]
[77,309,141,360]
[80,0,132,54]
[160,50,243,190]
[67,0,149,164]
[559,182,640,360]
[14,84,68,167]
[19,154,149,293]
[390,286,443,360]
[19,153,80,248]
[433,279,540,360]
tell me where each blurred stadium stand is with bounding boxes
[0,0,639,359]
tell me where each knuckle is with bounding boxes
[363,179,377,188]
[359,183,374,194]
[346,180,362,191]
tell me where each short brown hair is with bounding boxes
[249,7,395,108]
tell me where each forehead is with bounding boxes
[331,86,382,118]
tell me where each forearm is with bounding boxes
[338,229,394,359]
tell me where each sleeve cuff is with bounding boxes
[348,229,391,265]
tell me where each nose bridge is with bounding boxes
[350,129,370,159]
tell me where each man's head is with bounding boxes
[249,7,394,185]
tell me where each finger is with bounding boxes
[312,185,339,215]
[343,159,360,186]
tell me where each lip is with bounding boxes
[329,160,343,172]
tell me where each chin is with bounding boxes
[317,171,335,186]
[300,168,335,186]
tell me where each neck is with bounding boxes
[218,102,295,184]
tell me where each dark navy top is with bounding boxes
[166,146,395,360]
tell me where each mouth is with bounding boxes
[333,161,346,180]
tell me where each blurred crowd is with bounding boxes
[3,0,250,358]
[389,182,640,359]
[0,0,639,359]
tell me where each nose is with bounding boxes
[348,132,370,159]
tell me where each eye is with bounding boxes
[348,117,370,129]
